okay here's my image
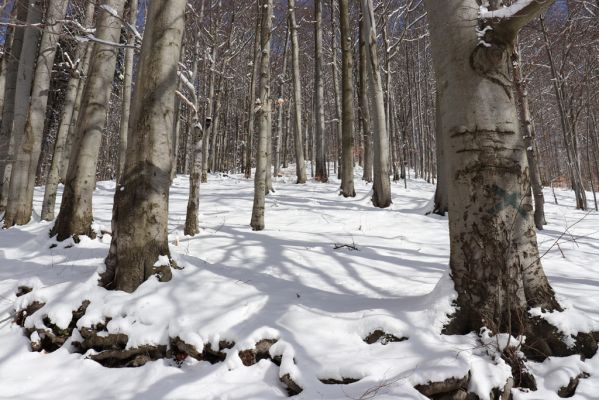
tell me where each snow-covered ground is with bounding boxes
[1,167,598,400]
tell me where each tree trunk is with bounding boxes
[184,119,204,236]
[101,0,186,293]
[338,0,355,197]
[41,0,95,221]
[265,95,273,193]
[51,0,126,241]
[314,0,327,182]
[0,0,26,212]
[59,40,94,183]
[330,0,342,179]
[4,0,69,227]
[274,32,289,179]
[361,0,391,208]
[116,0,139,182]
[433,89,448,216]
[250,0,272,231]
[540,16,586,210]
[424,1,587,356]
[512,44,545,229]
[359,15,373,184]
[244,8,260,180]
[0,0,42,213]
[0,3,17,186]
[201,43,218,183]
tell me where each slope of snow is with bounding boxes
[0,167,598,400]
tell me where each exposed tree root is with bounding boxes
[320,377,360,385]
[522,318,598,362]
[238,338,302,396]
[14,301,44,327]
[18,300,89,352]
[363,329,407,345]
[501,346,536,391]
[280,373,303,396]
[414,373,470,399]
[204,340,235,364]
[90,345,167,368]
[558,372,589,398]
[444,303,598,363]
[238,338,279,366]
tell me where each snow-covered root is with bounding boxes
[12,276,598,399]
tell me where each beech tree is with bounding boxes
[41,0,96,221]
[0,0,42,212]
[314,0,327,182]
[250,0,272,231]
[338,0,355,197]
[51,0,127,241]
[3,0,70,227]
[288,0,307,184]
[101,0,186,292]
[361,0,391,208]
[425,0,596,357]
[0,0,27,212]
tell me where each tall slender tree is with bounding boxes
[250,0,273,231]
[4,0,70,227]
[361,0,391,208]
[0,0,27,212]
[41,0,96,221]
[51,0,127,240]
[0,0,42,212]
[117,0,139,181]
[314,0,327,182]
[338,0,355,197]
[288,0,307,184]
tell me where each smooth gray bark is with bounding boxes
[361,0,391,208]
[513,44,546,229]
[51,0,126,240]
[41,0,96,221]
[4,0,70,227]
[59,40,94,183]
[0,0,26,212]
[0,1,41,213]
[338,0,355,197]
[314,0,327,182]
[250,0,272,231]
[288,0,307,184]
[425,0,562,340]
[359,18,372,184]
[116,0,138,182]
[433,90,448,215]
[102,0,186,292]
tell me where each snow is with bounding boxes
[1,166,598,399]
[480,0,535,20]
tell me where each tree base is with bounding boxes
[444,307,598,362]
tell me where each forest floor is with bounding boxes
[0,166,598,399]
